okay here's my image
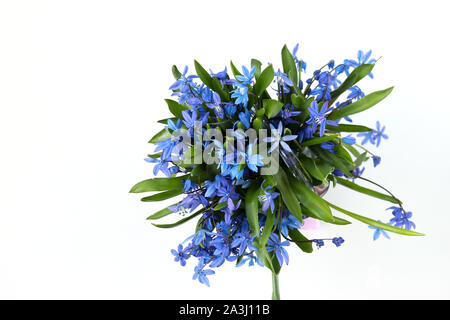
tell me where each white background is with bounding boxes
[1,0,450,299]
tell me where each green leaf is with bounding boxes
[288,175,334,223]
[335,176,399,204]
[129,174,188,193]
[326,124,373,132]
[274,168,303,223]
[214,201,228,210]
[260,209,275,248]
[152,207,205,229]
[326,201,425,236]
[254,64,274,97]
[251,58,262,79]
[313,147,354,177]
[172,65,182,80]
[165,99,188,119]
[301,134,339,146]
[301,206,350,225]
[334,143,354,165]
[281,44,298,88]
[263,99,284,118]
[328,87,394,121]
[146,205,177,220]
[148,128,171,144]
[141,189,183,202]
[230,60,242,77]
[245,182,261,235]
[157,117,177,125]
[194,60,229,101]
[288,229,313,253]
[330,64,375,103]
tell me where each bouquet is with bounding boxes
[130,44,424,299]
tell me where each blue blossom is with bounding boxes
[368,222,391,241]
[193,265,215,287]
[387,206,416,230]
[238,107,251,129]
[320,141,335,152]
[266,233,290,267]
[206,92,225,119]
[372,155,381,167]
[281,105,302,124]
[231,82,249,107]
[258,185,280,213]
[297,126,314,143]
[231,222,257,254]
[347,86,365,100]
[224,198,241,224]
[332,237,345,247]
[274,70,293,93]
[371,121,388,147]
[235,66,256,85]
[357,121,388,147]
[351,167,365,182]
[280,211,302,237]
[236,254,264,267]
[314,239,324,248]
[344,50,377,78]
[306,100,338,137]
[342,135,356,145]
[209,67,228,81]
[264,122,298,153]
[242,143,264,172]
[171,244,189,266]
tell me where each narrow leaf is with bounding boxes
[301,134,339,146]
[274,168,303,223]
[335,176,399,203]
[152,208,205,229]
[254,64,274,97]
[326,201,425,236]
[288,229,313,253]
[141,189,183,202]
[263,99,284,118]
[328,87,394,120]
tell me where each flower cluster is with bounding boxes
[131,44,423,298]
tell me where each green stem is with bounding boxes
[271,273,280,300]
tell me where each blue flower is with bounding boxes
[171,244,190,266]
[306,100,338,137]
[351,167,365,182]
[314,239,324,248]
[235,66,256,85]
[224,198,241,224]
[371,121,388,147]
[387,206,416,230]
[238,107,251,129]
[372,155,381,167]
[193,265,215,287]
[206,92,225,119]
[368,222,391,241]
[258,185,280,213]
[332,237,345,247]
[357,121,388,147]
[231,222,257,254]
[298,126,314,143]
[209,67,228,81]
[280,211,302,237]
[342,135,356,145]
[236,254,264,267]
[266,233,290,267]
[347,86,365,100]
[231,82,249,107]
[344,50,377,78]
[264,122,298,153]
[242,143,264,172]
[320,141,335,152]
